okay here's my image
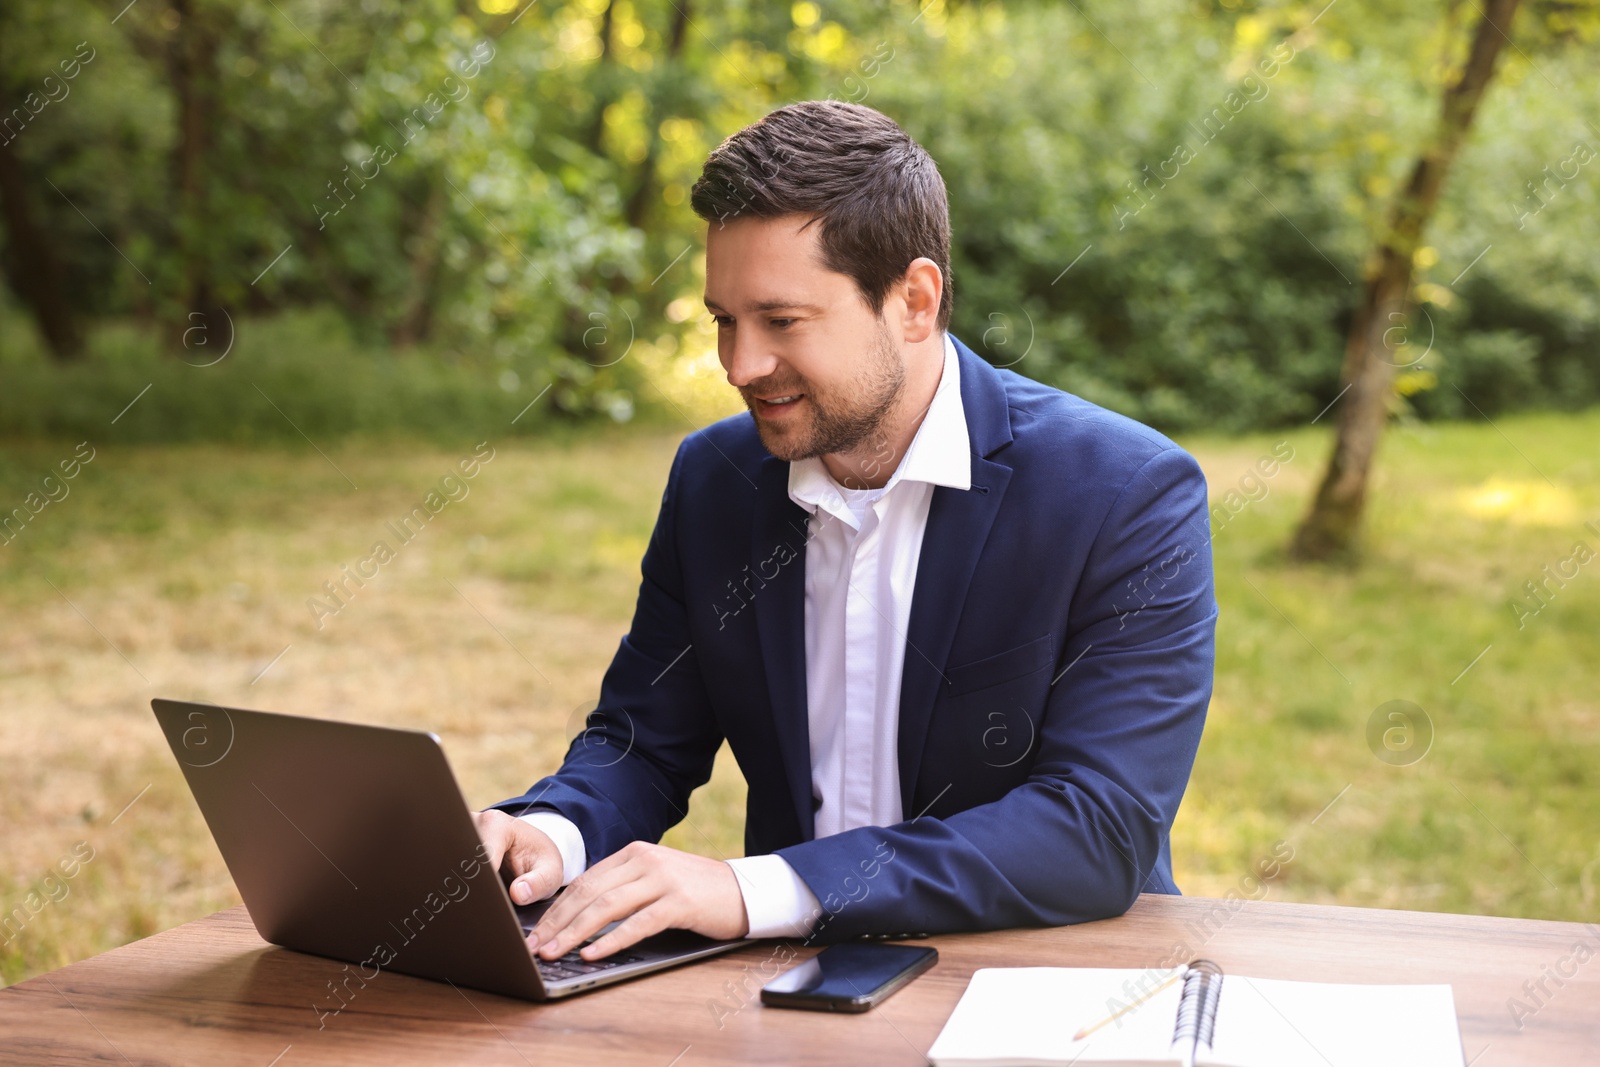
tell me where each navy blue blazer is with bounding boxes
[491,333,1217,941]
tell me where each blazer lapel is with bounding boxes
[751,335,1016,836]
[896,338,1015,816]
[750,455,818,842]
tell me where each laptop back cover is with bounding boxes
[151,699,543,1001]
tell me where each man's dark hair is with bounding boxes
[690,100,953,333]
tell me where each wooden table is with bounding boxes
[2,894,1596,1064]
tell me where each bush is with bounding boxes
[0,307,658,445]
[1413,329,1542,419]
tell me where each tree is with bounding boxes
[0,139,83,358]
[0,0,99,360]
[1290,0,1525,560]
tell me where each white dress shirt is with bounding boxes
[522,331,972,939]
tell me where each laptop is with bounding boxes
[151,698,749,1000]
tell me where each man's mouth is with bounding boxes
[753,393,804,409]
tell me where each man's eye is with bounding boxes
[770,318,794,329]
[711,315,732,328]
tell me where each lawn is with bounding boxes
[2,410,1597,986]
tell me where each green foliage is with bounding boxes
[0,305,666,444]
[864,1,1600,431]
[1413,329,1542,418]
[2,0,1599,437]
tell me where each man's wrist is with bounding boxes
[516,810,587,887]
[725,854,822,939]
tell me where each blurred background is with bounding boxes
[2,0,1597,987]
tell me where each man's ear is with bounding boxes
[898,257,943,344]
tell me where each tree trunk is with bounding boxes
[389,176,446,349]
[553,0,693,409]
[1290,0,1525,561]
[0,139,85,359]
[164,0,226,351]
[584,0,616,156]
[622,0,690,231]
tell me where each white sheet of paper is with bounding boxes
[927,967,1187,1067]
[1205,976,1463,1067]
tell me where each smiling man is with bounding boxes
[473,100,1218,964]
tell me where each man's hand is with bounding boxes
[471,808,564,905]
[528,841,749,961]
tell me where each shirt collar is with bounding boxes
[787,332,972,520]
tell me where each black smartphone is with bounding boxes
[760,942,938,1013]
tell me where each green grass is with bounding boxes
[1188,412,1600,917]
[1,410,1596,988]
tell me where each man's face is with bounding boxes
[704,215,905,463]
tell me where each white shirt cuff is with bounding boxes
[516,811,586,891]
[726,854,822,939]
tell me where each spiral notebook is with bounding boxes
[926,960,1465,1067]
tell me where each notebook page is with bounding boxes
[1203,976,1463,1067]
[927,967,1187,1067]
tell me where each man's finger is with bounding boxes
[532,870,649,957]
[529,855,638,941]
[485,819,561,904]
[533,873,653,959]
[509,863,559,905]
[578,904,672,961]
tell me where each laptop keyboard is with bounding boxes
[535,949,646,983]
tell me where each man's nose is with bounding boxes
[724,329,781,389]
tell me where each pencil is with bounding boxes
[1072,971,1183,1041]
